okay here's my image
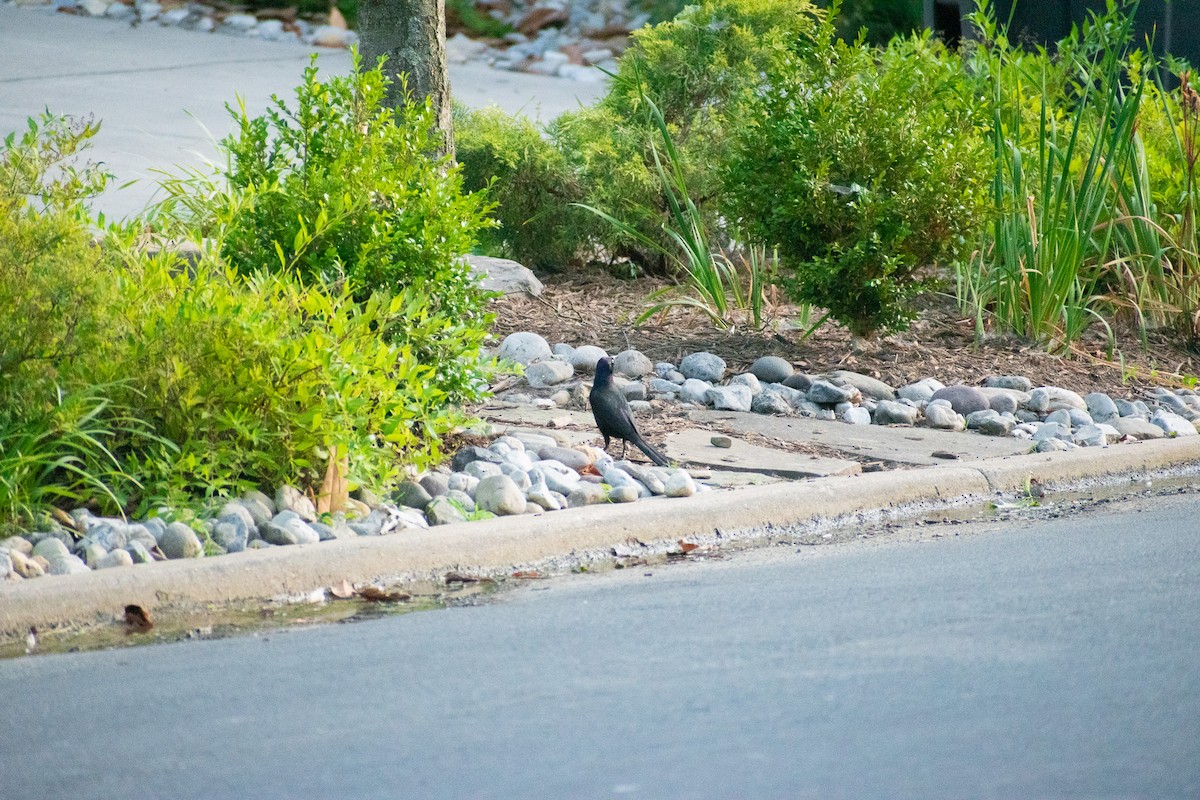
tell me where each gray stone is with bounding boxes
[616,461,666,495]
[602,467,648,498]
[749,356,793,383]
[217,502,257,535]
[1033,422,1072,442]
[447,472,480,496]
[262,511,320,546]
[1036,437,1075,453]
[897,378,945,404]
[458,460,496,484]
[310,520,356,541]
[1073,424,1115,447]
[1067,409,1095,428]
[445,489,476,513]
[1028,386,1087,413]
[1044,409,1074,429]
[613,349,653,378]
[221,12,257,31]
[211,516,249,553]
[239,493,274,528]
[500,463,533,491]
[567,483,608,507]
[553,343,575,358]
[665,370,686,384]
[782,373,814,392]
[807,380,858,406]
[923,401,965,431]
[498,332,552,366]
[525,359,575,388]
[979,387,1024,415]
[680,378,714,405]
[80,541,107,567]
[540,465,582,497]
[32,537,70,562]
[873,400,920,426]
[655,362,677,379]
[160,522,204,559]
[841,406,871,425]
[462,255,544,297]
[930,385,990,416]
[621,381,647,402]
[608,485,640,503]
[1115,398,1149,419]
[729,373,762,395]
[570,345,609,373]
[94,549,134,570]
[1084,392,1120,422]
[453,445,505,472]
[966,409,1015,436]
[275,485,316,521]
[535,446,589,471]
[125,541,154,564]
[0,551,11,579]
[104,1,132,18]
[1151,410,1198,437]
[426,496,469,525]
[705,385,753,413]
[679,352,726,383]
[418,473,450,499]
[475,475,527,516]
[751,390,793,415]
[81,519,128,552]
[1110,416,1164,440]
[392,480,434,510]
[80,0,109,15]
[665,470,697,498]
[983,375,1034,392]
[648,377,682,395]
[46,554,91,575]
[827,370,896,401]
[1,536,32,557]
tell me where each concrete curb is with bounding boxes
[3,436,1199,635]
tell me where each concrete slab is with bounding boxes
[688,410,1033,466]
[0,5,607,220]
[663,429,862,478]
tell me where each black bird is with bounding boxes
[589,356,671,466]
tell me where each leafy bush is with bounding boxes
[726,30,990,336]
[154,51,495,407]
[551,0,825,270]
[454,104,596,270]
[79,251,468,507]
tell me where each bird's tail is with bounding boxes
[634,435,671,467]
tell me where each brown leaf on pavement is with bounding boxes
[357,586,411,603]
[329,579,356,599]
[123,604,154,633]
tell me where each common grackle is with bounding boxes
[589,356,671,466]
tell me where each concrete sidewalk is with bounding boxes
[0,4,605,219]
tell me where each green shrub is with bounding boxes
[0,115,118,409]
[551,0,825,270]
[154,51,495,407]
[726,31,990,336]
[77,251,467,507]
[454,104,596,270]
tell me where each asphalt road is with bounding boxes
[2,492,1199,800]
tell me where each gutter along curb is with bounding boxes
[3,436,1199,635]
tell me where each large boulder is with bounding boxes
[462,255,544,297]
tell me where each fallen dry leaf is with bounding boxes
[357,586,411,603]
[511,570,545,579]
[677,540,700,554]
[123,604,154,633]
[328,579,355,599]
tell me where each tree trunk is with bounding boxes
[359,0,454,160]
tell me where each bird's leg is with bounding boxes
[621,440,628,460]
